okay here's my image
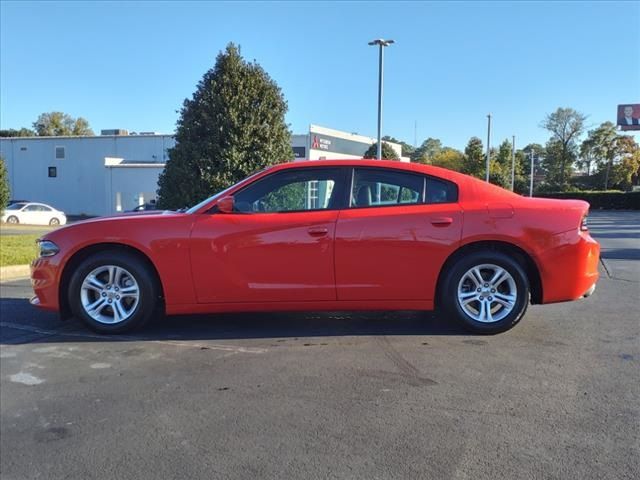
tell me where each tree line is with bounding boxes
[379,108,640,193]
[1,112,93,137]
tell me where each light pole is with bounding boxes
[485,114,491,182]
[368,39,394,160]
[511,135,516,191]
[529,150,535,197]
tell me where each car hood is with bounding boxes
[44,210,190,237]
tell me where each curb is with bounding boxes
[0,264,30,282]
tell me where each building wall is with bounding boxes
[0,135,174,216]
[107,165,165,213]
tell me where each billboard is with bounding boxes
[617,104,640,131]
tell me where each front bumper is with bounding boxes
[30,257,61,312]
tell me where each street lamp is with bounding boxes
[511,135,516,191]
[368,38,394,160]
[485,114,491,182]
[529,150,537,197]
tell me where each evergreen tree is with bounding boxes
[363,142,399,160]
[461,137,485,178]
[382,135,414,157]
[157,43,293,209]
[0,156,10,211]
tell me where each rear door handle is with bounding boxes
[430,217,453,227]
[308,227,329,236]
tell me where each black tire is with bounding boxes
[49,217,60,226]
[440,251,529,334]
[68,250,159,334]
[7,216,19,224]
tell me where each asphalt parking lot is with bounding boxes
[1,211,638,480]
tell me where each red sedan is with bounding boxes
[31,160,600,334]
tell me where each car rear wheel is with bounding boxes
[7,216,19,224]
[68,250,158,333]
[441,251,529,334]
[49,217,60,226]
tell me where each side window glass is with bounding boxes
[351,169,423,208]
[24,205,39,212]
[425,178,458,204]
[234,168,343,213]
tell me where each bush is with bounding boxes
[537,191,640,210]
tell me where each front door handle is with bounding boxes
[308,227,329,237]
[430,217,453,227]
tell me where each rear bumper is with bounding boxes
[538,230,600,304]
[582,283,596,298]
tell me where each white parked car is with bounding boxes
[1,202,67,226]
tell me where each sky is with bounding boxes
[1,1,639,151]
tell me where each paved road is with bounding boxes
[1,211,638,480]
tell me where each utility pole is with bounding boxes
[485,114,492,182]
[368,39,394,160]
[511,135,516,191]
[529,150,535,197]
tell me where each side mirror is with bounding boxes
[216,196,235,214]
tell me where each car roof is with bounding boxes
[24,202,57,209]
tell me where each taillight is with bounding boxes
[580,214,588,232]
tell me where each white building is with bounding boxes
[1,132,174,217]
[0,125,405,217]
[293,124,405,161]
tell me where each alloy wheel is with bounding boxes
[80,265,140,325]
[457,263,517,323]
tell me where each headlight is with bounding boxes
[37,240,60,257]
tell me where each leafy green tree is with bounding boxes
[0,128,35,137]
[493,139,525,190]
[431,147,464,171]
[157,43,293,209]
[578,137,598,176]
[541,107,587,188]
[461,137,485,178]
[541,139,574,190]
[580,122,639,190]
[32,112,93,136]
[603,134,640,190]
[363,141,399,160]
[412,138,442,164]
[382,135,414,157]
[0,156,10,212]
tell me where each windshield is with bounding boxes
[185,169,267,214]
[6,203,27,210]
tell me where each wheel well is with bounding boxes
[435,241,543,308]
[58,243,165,318]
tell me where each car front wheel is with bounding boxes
[68,250,158,333]
[7,216,19,224]
[49,218,60,226]
[441,251,529,334]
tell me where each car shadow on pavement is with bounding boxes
[0,298,467,345]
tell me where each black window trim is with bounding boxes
[347,166,458,210]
